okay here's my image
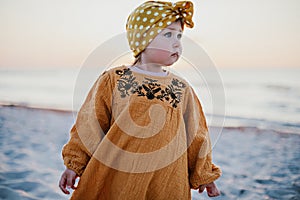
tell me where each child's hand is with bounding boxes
[59,168,78,194]
[198,182,220,197]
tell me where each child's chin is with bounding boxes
[165,59,179,66]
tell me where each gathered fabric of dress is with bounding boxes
[62,66,221,200]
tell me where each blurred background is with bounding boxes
[0,0,299,199]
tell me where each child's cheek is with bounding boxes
[153,49,172,59]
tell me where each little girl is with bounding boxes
[59,1,221,199]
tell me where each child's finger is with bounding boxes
[66,174,75,189]
[59,174,70,194]
[207,185,220,197]
[207,190,219,197]
[198,185,206,193]
[71,176,78,189]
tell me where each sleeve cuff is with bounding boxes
[190,164,222,189]
[63,157,86,176]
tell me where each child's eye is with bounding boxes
[177,33,182,39]
[164,32,172,38]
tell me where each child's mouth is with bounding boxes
[171,52,179,58]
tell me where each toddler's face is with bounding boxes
[142,21,183,66]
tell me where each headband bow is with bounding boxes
[170,1,194,28]
[126,1,194,57]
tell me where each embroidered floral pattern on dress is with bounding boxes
[116,68,186,108]
[116,68,139,98]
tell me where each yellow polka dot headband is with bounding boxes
[126,1,194,57]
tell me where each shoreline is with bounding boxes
[0,102,73,114]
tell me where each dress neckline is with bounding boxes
[125,65,172,79]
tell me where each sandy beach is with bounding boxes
[0,105,299,200]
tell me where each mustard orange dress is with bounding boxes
[62,65,221,199]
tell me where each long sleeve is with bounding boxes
[62,71,112,176]
[183,86,221,189]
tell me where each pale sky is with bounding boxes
[0,0,299,68]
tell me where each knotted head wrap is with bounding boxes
[126,1,194,57]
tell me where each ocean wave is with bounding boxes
[207,114,300,135]
[264,84,292,91]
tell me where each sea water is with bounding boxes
[0,67,299,134]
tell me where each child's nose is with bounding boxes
[172,40,180,48]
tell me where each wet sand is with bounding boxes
[0,106,299,200]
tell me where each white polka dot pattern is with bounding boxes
[126,1,194,57]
